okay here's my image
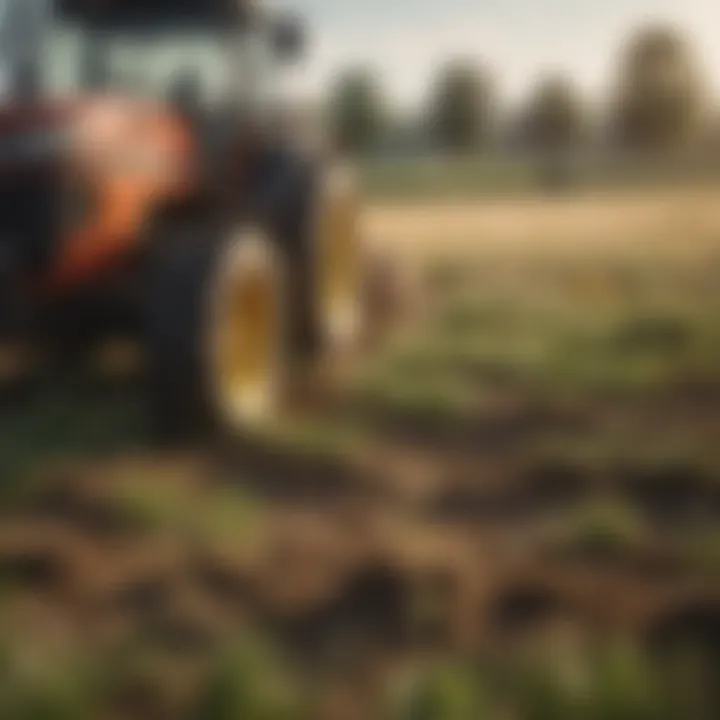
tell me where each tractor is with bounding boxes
[0,0,374,439]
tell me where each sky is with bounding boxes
[284,0,720,110]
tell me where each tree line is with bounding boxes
[327,23,709,157]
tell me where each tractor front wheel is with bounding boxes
[146,220,285,441]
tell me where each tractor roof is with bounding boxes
[58,0,254,29]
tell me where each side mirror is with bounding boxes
[270,12,305,62]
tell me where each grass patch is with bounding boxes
[553,501,646,560]
[0,383,145,483]
[361,156,537,201]
[243,418,365,465]
[111,478,262,553]
[388,662,488,720]
[530,432,720,485]
[352,363,482,432]
[681,528,720,578]
[509,642,671,720]
[379,258,720,404]
[192,633,306,720]
[0,643,104,720]
[387,641,714,720]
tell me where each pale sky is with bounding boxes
[284,0,720,110]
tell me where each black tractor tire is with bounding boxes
[241,147,322,365]
[145,218,285,443]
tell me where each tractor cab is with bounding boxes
[0,0,305,285]
[0,0,303,111]
[0,1,368,440]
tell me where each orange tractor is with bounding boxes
[0,0,371,438]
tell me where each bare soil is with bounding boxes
[1,187,719,717]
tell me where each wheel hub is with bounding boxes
[210,231,283,429]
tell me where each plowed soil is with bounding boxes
[1,188,719,718]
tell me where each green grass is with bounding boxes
[352,363,482,431]
[0,635,711,720]
[528,430,720,487]
[0,643,102,720]
[243,417,366,465]
[360,155,720,201]
[388,662,488,720]
[509,642,670,720]
[361,156,539,201]
[387,641,716,720]
[192,634,307,720]
[0,632,713,720]
[110,477,263,553]
[553,501,646,560]
[0,383,145,499]
[682,528,720,577]
[361,255,720,410]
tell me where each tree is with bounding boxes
[612,24,706,152]
[521,74,586,192]
[522,74,585,152]
[327,68,385,155]
[427,60,493,152]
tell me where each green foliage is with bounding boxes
[510,660,588,720]
[192,635,306,720]
[585,643,667,720]
[609,314,694,355]
[683,527,720,577]
[353,362,480,431]
[508,643,683,720]
[389,663,486,720]
[245,418,364,464]
[428,61,494,152]
[559,501,644,559]
[0,384,144,500]
[613,24,706,151]
[522,74,585,151]
[0,647,99,720]
[360,254,720,413]
[328,67,385,155]
[360,157,538,200]
[358,155,720,201]
[112,478,261,552]
[387,646,693,720]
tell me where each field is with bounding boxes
[360,155,720,200]
[0,188,719,718]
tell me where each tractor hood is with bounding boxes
[0,95,288,295]
[0,97,195,190]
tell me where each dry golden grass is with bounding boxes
[365,187,720,261]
